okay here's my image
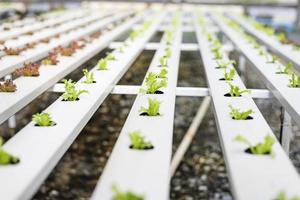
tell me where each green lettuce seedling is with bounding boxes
[165,47,171,58]
[210,39,222,53]
[258,47,266,56]
[112,184,143,200]
[62,79,88,101]
[289,73,300,88]
[32,112,56,126]
[266,54,278,64]
[292,44,300,51]
[106,52,116,61]
[276,191,300,200]
[216,60,236,69]
[0,137,20,165]
[277,63,292,75]
[159,56,168,67]
[129,30,139,41]
[157,68,168,78]
[223,68,235,80]
[213,50,222,60]
[82,69,95,84]
[277,32,288,44]
[234,134,275,155]
[98,58,108,70]
[229,105,253,120]
[129,130,153,150]
[139,98,161,116]
[140,72,167,94]
[207,33,213,42]
[165,30,173,44]
[227,83,250,97]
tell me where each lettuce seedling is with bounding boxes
[207,33,213,42]
[26,42,36,49]
[157,68,168,79]
[234,134,275,155]
[277,62,292,75]
[3,47,22,56]
[106,52,116,61]
[129,30,139,41]
[226,83,250,97]
[229,105,253,120]
[276,191,300,200]
[213,50,222,60]
[0,79,16,92]
[32,112,56,126]
[289,73,300,88]
[139,98,161,116]
[0,137,20,165]
[210,40,222,53]
[82,69,95,84]
[42,53,59,65]
[98,58,108,70]
[277,32,288,44]
[15,63,40,77]
[159,56,168,67]
[165,30,173,45]
[292,44,300,51]
[140,72,167,94]
[216,60,236,69]
[222,68,235,81]
[129,130,153,150]
[165,47,171,58]
[266,54,278,64]
[112,184,143,200]
[62,79,88,101]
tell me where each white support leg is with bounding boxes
[281,110,293,154]
[238,54,246,82]
[5,74,16,129]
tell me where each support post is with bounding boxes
[280,110,293,154]
[238,54,246,81]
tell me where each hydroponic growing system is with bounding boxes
[0,2,300,200]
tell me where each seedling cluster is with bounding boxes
[221,68,235,81]
[15,62,40,77]
[277,63,292,75]
[289,73,300,88]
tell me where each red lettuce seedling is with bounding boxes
[3,47,22,56]
[26,42,36,49]
[70,41,85,50]
[15,63,40,77]
[42,53,59,65]
[0,79,17,92]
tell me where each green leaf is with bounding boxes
[112,184,143,200]
[129,130,153,150]
[98,58,108,70]
[139,98,161,116]
[32,112,55,126]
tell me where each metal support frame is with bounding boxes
[48,84,273,99]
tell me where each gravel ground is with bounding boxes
[1,32,300,200]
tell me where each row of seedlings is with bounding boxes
[0,10,124,77]
[91,10,181,200]
[227,12,300,69]
[194,12,300,200]
[0,11,137,124]
[0,9,164,200]
[0,9,85,43]
[0,9,94,57]
[211,14,300,134]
